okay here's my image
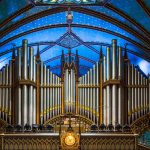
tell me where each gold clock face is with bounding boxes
[64,135,76,146]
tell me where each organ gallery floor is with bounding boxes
[0,0,150,150]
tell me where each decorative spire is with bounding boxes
[75,50,79,62]
[36,45,41,62]
[68,49,71,64]
[100,46,103,62]
[12,47,16,60]
[124,43,128,60]
[12,43,16,60]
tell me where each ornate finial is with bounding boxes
[36,45,41,62]
[61,50,65,62]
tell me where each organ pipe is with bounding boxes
[118,46,122,125]
[112,39,117,126]
[0,38,149,129]
[22,39,28,126]
[106,47,111,125]
[103,56,106,125]
[29,47,33,126]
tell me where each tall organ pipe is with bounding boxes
[8,61,12,124]
[131,64,135,122]
[17,48,22,125]
[118,46,122,125]
[33,56,36,124]
[2,67,5,120]
[44,65,47,121]
[50,72,52,118]
[112,39,117,126]
[40,61,44,124]
[103,56,106,125]
[55,76,58,115]
[137,71,140,118]
[134,68,137,119]
[29,47,34,126]
[47,68,50,119]
[83,75,85,116]
[22,39,28,126]
[143,77,146,115]
[96,62,99,125]
[145,78,148,114]
[90,69,93,120]
[93,65,96,123]
[5,65,9,122]
[87,71,90,119]
[85,74,87,117]
[52,74,55,116]
[106,47,111,125]
[140,74,143,116]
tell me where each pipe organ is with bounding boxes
[0,39,149,128]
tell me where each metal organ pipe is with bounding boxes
[46,68,50,120]
[87,71,90,119]
[90,69,93,120]
[44,65,47,121]
[112,39,117,126]
[50,72,52,118]
[40,61,44,124]
[118,46,122,125]
[2,67,5,120]
[134,68,137,120]
[96,62,99,125]
[103,56,106,125]
[131,64,135,122]
[8,61,12,124]
[17,48,22,125]
[55,76,58,115]
[52,74,55,116]
[29,47,34,126]
[5,65,9,122]
[140,74,143,116]
[85,74,87,117]
[93,65,96,123]
[83,75,85,116]
[106,47,111,125]
[143,77,146,115]
[137,71,140,118]
[22,39,28,126]
[145,78,148,114]
[33,56,36,124]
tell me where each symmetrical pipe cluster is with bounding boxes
[78,39,150,126]
[0,39,149,128]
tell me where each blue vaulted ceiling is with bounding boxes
[0,0,149,76]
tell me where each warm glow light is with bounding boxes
[65,135,76,146]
